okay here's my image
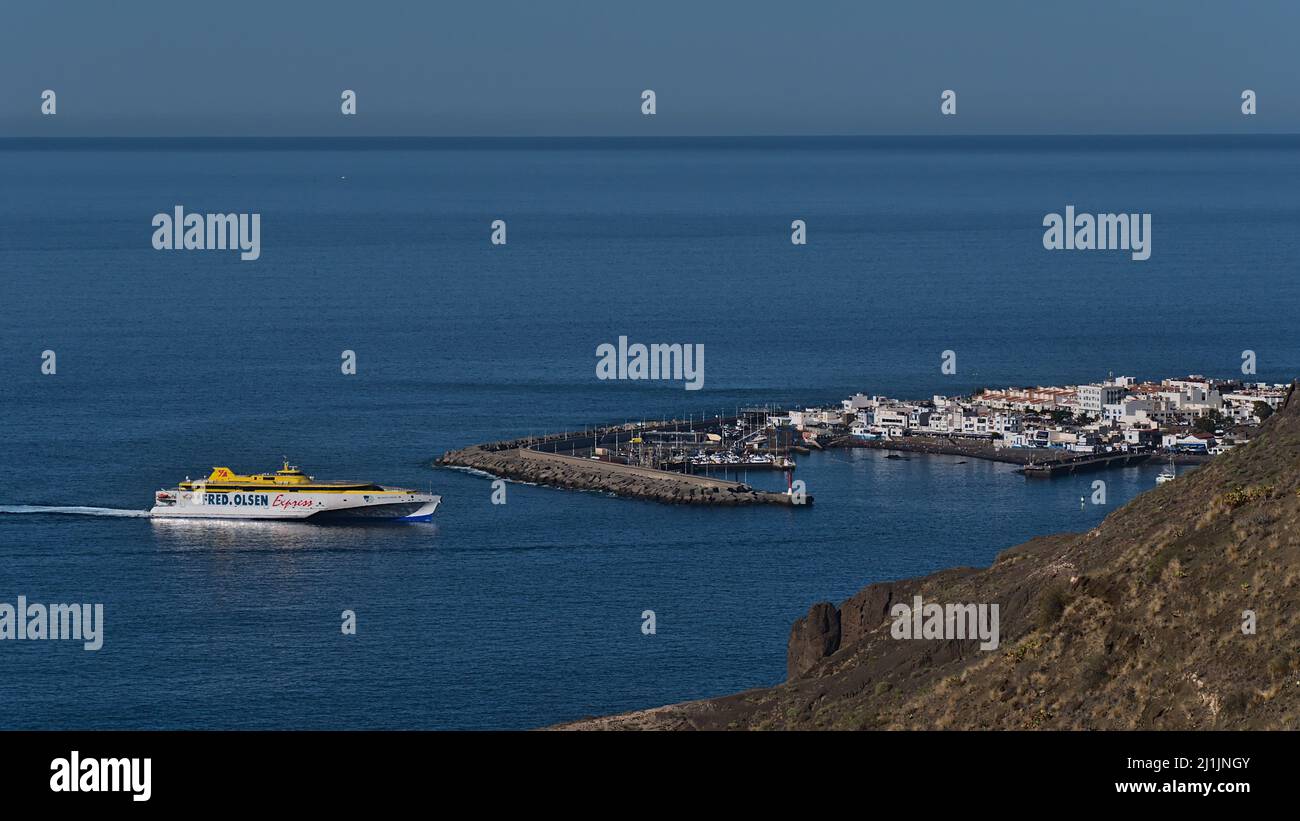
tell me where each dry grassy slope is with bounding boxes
[560,382,1300,730]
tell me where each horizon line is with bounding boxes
[2,133,1296,149]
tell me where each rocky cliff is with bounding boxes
[558,381,1300,729]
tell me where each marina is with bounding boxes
[438,374,1271,504]
[437,411,811,506]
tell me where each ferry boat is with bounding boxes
[150,463,441,521]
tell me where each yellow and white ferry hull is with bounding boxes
[149,488,441,522]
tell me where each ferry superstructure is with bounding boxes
[150,463,441,521]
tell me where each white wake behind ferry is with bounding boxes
[150,463,441,522]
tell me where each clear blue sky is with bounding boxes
[3,0,1297,136]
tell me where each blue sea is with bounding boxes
[1,136,1297,729]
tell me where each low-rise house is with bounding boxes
[1124,428,1159,447]
[1010,429,1052,448]
[960,411,992,436]
[1162,431,1215,452]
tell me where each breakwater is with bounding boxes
[1020,450,1152,477]
[437,429,809,507]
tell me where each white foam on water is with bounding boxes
[0,505,151,518]
[444,466,500,480]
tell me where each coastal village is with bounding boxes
[439,375,1291,505]
[800,374,1286,458]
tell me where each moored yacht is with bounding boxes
[1155,455,1177,485]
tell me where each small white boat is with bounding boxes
[1155,455,1176,485]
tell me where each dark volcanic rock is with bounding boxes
[837,581,899,653]
[787,602,841,679]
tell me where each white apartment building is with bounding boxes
[1221,390,1286,422]
[873,405,911,434]
[1103,397,1175,426]
[992,412,1022,434]
[841,393,880,414]
[960,412,992,436]
[1159,386,1223,417]
[1078,383,1129,415]
[926,409,954,433]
